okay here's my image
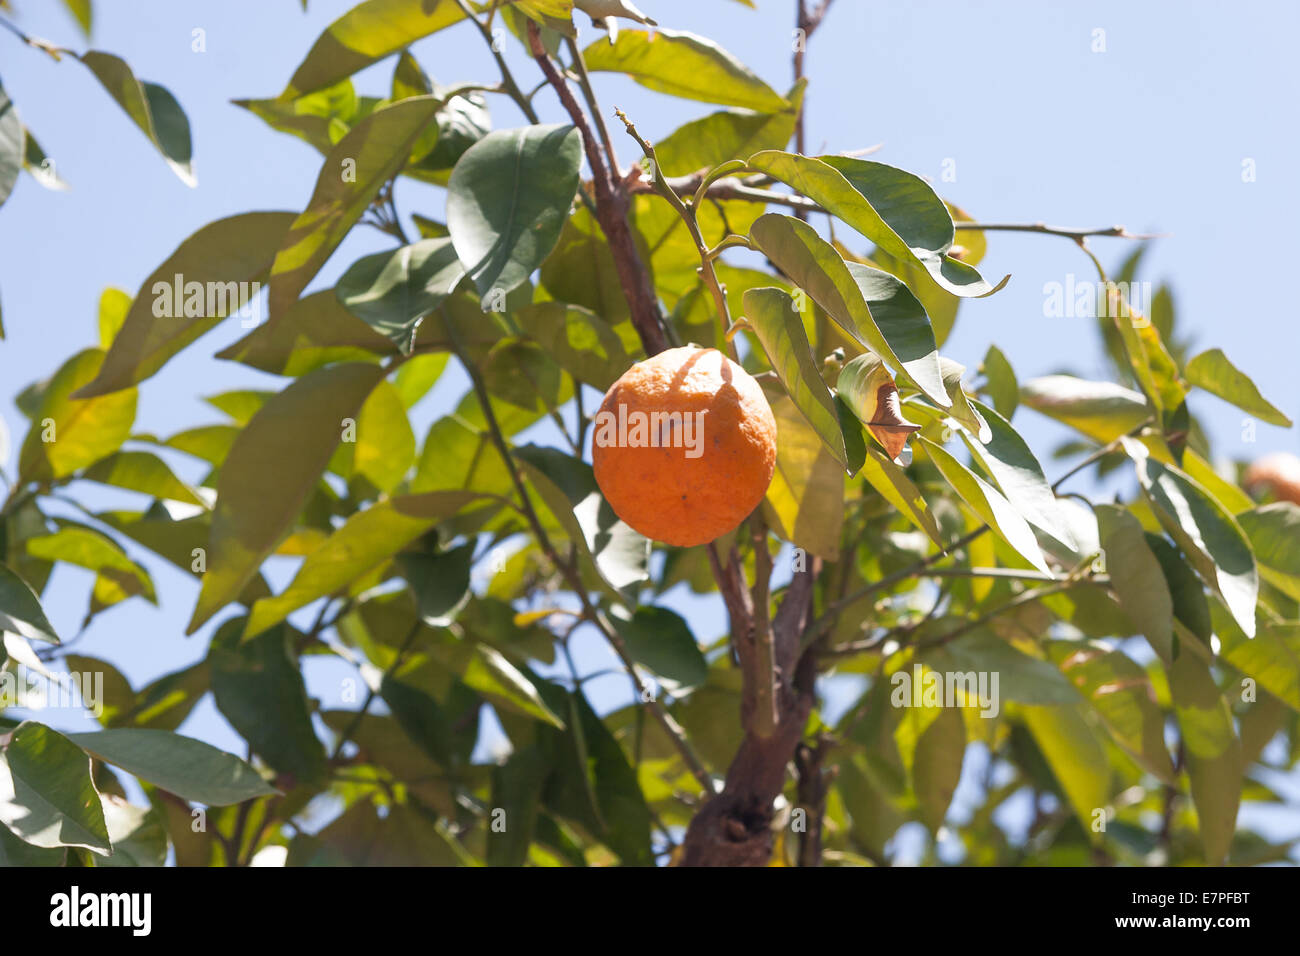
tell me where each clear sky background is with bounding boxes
[1,0,1297,859]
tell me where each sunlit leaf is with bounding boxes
[189,363,386,633]
[446,125,582,304]
[583,28,788,111]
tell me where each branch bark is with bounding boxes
[677,556,820,866]
[526,22,668,356]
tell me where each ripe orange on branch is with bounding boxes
[592,346,778,547]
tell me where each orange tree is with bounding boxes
[1,0,1298,867]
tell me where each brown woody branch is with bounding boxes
[677,556,821,866]
[526,22,668,356]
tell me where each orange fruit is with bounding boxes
[592,346,777,547]
[1244,452,1300,506]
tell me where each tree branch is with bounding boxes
[564,37,620,178]
[627,174,1158,245]
[452,0,539,123]
[527,22,668,356]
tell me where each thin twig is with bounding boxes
[801,526,990,652]
[628,173,1158,246]
[1050,418,1154,491]
[329,620,422,762]
[452,0,539,123]
[954,222,1161,241]
[0,15,73,58]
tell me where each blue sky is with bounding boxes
[1,0,1297,857]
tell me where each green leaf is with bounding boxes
[1047,641,1175,783]
[515,444,650,593]
[269,97,440,319]
[487,747,547,866]
[749,214,948,406]
[540,208,645,325]
[204,389,272,426]
[282,0,471,98]
[1213,600,1300,712]
[1184,348,1292,427]
[749,152,1006,298]
[350,380,416,492]
[963,399,1078,553]
[932,358,989,442]
[393,352,449,407]
[654,81,803,178]
[1238,502,1300,601]
[209,620,328,786]
[763,392,845,559]
[742,286,846,467]
[391,49,432,100]
[97,287,131,348]
[22,125,68,192]
[413,415,515,497]
[244,492,483,639]
[610,605,707,690]
[189,363,386,633]
[1167,651,1241,864]
[234,80,360,157]
[857,441,944,548]
[1094,504,1174,661]
[61,0,93,35]
[218,290,394,377]
[446,124,582,303]
[335,237,464,353]
[80,51,194,184]
[98,795,168,867]
[400,561,474,640]
[302,798,462,866]
[1136,458,1258,638]
[511,302,631,391]
[911,703,965,833]
[415,88,491,174]
[1019,375,1149,443]
[0,819,67,865]
[426,638,564,729]
[0,563,59,644]
[84,450,205,506]
[76,212,297,397]
[1147,534,1212,643]
[0,84,22,210]
[20,348,136,480]
[123,662,210,732]
[375,673,457,768]
[926,629,1079,704]
[541,691,652,865]
[582,28,788,111]
[68,729,275,806]
[918,437,1050,573]
[1238,503,1300,576]
[980,344,1017,420]
[0,722,111,853]
[27,526,155,603]
[1020,704,1111,833]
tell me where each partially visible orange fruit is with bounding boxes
[1244,451,1300,506]
[591,346,777,547]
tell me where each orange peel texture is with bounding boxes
[592,346,778,547]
